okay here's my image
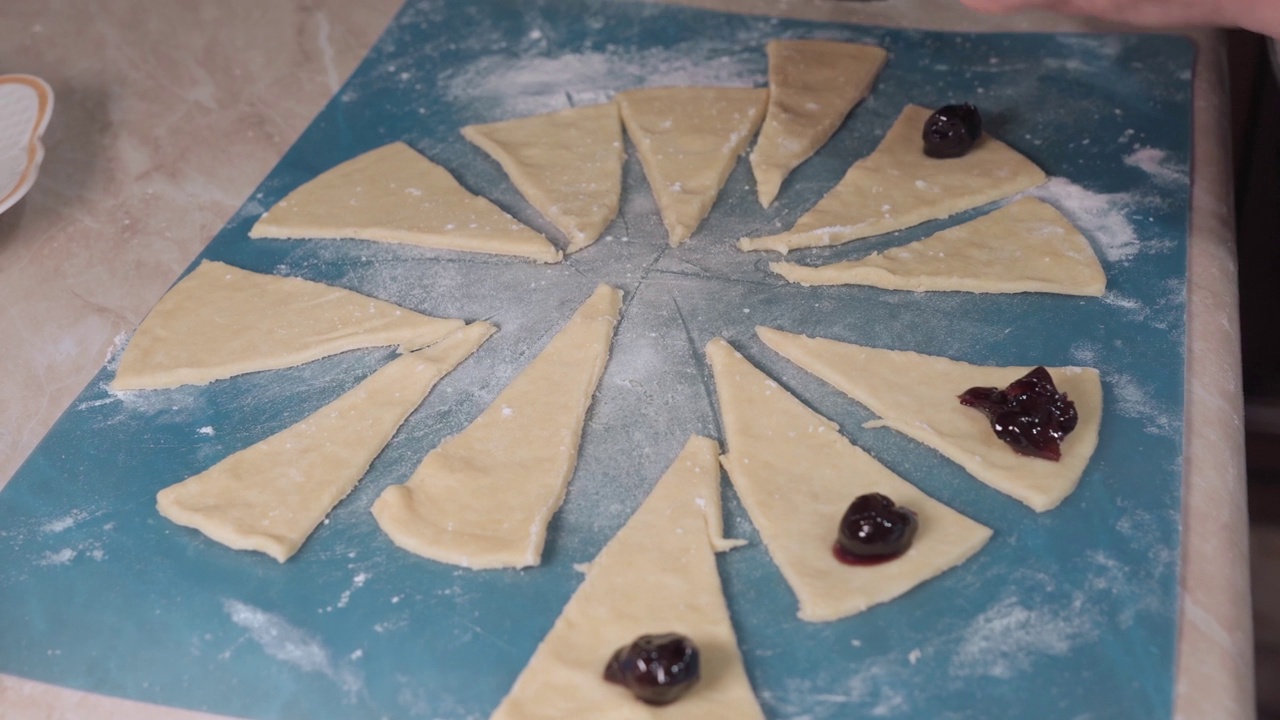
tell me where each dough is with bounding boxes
[616,87,768,246]
[749,40,888,208]
[462,103,624,253]
[156,322,495,562]
[489,436,763,720]
[372,284,623,569]
[111,260,466,391]
[756,327,1102,512]
[771,197,1106,295]
[705,338,991,622]
[249,142,561,263]
[740,105,1047,254]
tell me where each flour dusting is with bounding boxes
[42,510,89,534]
[37,548,77,566]
[1028,178,1140,262]
[223,599,363,699]
[1124,147,1188,186]
[950,595,1097,679]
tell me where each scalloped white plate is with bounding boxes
[0,74,54,216]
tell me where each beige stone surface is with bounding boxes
[0,1,1249,718]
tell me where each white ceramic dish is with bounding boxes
[0,74,54,216]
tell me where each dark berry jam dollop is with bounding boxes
[834,492,918,565]
[922,103,983,159]
[604,633,700,705]
[959,366,1078,461]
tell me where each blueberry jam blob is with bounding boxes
[604,633,700,705]
[834,492,918,565]
[959,366,1079,461]
[922,103,983,159]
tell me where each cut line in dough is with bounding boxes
[249,142,562,263]
[616,86,768,246]
[706,337,992,622]
[463,103,624,254]
[757,327,1102,512]
[740,104,1047,254]
[749,39,888,208]
[372,284,623,569]
[489,436,764,719]
[111,260,466,391]
[156,322,495,562]
[771,197,1107,295]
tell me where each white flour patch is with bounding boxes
[1100,290,1150,322]
[1028,178,1140,263]
[38,548,77,566]
[441,41,765,119]
[950,595,1097,679]
[1124,147,1188,186]
[1109,372,1178,438]
[42,510,89,534]
[223,599,363,700]
[336,572,372,609]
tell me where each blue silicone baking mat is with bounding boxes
[0,1,1192,718]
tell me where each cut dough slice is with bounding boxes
[741,104,1047,254]
[111,260,466,390]
[372,284,623,569]
[749,40,888,208]
[462,103,624,253]
[249,142,561,263]
[616,86,768,246]
[756,327,1102,512]
[489,436,763,720]
[771,197,1106,295]
[706,338,991,622]
[156,322,495,562]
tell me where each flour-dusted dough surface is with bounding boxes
[462,103,624,253]
[705,338,991,622]
[772,197,1107,295]
[757,327,1102,512]
[372,284,623,569]
[489,436,763,720]
[616,86,767,246]
[749,40,887,208]
[249,142,561,263]
[111,260,466,391]
[741,105,1047,254]
[156,323,495,562]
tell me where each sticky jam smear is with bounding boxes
[959,366,1078,461]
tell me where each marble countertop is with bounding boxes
[0,1,1251,718]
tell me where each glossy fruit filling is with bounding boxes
[604,633,700,705]
[922,103,983,159]
[959,366,1078,461]
[834,492,918,565]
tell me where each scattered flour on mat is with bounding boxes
[223,599,363,699]
[1124,147,1188,186]
[949,595,1098,680]
[336,572,371,609]
[441,42,764,118]
[1028,177,1140,262]
[37,548,77,566]
[1109,372,1179,439]
[41,510,89,534]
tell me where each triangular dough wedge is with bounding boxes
[706,338,991,622]
[749,40,888,208]
[741,105,1047,254]
[111,260,466,390]
[249,142,561,263]
[756,327,1102,512]
[772,197,1106,295]
[616,86,768,246]
[156,322,495,562]
[462,103,624,253]
[372,284,623,569]
[489,436,763,720]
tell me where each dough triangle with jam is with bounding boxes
[489,436,764,720]
[771,197,1106,295]
[616,86,768,246]
[249,142,561,263]
[372,284,623,569]
[111,260,467,390]
[706,337,991,622]
[463,103,624,254]
[156,323,495,562]
[749,39,888,208]
[756,327,1102,512]
[741,104,1047,254]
